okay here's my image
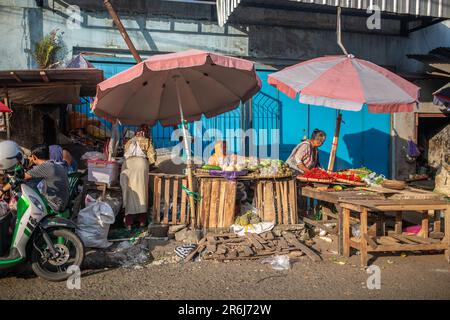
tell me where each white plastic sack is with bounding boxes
[76,197,116,248]
[230,221,275,236]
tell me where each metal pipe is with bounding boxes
[337,6,349,56]
[103,0,142,63]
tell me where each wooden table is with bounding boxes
[300,185,447,256]
[339,199,450,266]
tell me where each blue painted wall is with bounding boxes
[82,58,391,176]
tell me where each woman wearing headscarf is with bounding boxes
[120,125,157,230]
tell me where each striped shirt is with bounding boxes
[286,141,319,173]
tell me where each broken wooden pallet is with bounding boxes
[185,230,321,262]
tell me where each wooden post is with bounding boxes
[360,208,369,266]
[327,112,342,172]
[343,207,350,257]
[433,210,441,233]
[104,0,142,63]
[395,211,403,234]
[444,207,449,263]
[422,211,429,238]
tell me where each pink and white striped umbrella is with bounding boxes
[268,55,420,113]
[92,49,261,126]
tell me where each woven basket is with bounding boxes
[382,179,406,190]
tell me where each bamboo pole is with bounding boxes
[174,76,196,228]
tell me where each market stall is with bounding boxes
[300,183,449,265]
[194,158,298,231]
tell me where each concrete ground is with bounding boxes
[1,238,450,300]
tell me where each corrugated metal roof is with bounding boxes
[217,0,450,26]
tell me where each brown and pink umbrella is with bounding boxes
[268,55,420,172]
[92,49,261,227]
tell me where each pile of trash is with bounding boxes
[110,236,151,268]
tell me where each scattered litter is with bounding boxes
[174,244,197,259]
[433,269,450,273]
[319,229,327,237]
[400,252,408,258]
[231,221,274,236]
[261,255,291,270]
[403,225,421,234]
[387,259,394,264]
[109,238,150,268]
[319,236,333,243]
[332,257,347,265]
[351,224,361,238]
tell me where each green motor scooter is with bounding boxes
[0,181,84,281]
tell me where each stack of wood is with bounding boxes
[185,231,321,262]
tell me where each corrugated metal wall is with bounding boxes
[217,0,450,26]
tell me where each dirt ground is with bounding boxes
[1,237,450,300]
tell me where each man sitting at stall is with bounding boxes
[286,129,326,174]
[25,144,69,213]
[0,144,69,212]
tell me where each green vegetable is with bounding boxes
[202,165,222,170]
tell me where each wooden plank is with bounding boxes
[264,182,276,222]
[282,232,321,262]
[444,208,450,263]
[343,208,350,257]
[256,181,263,220]
[217,180,226,229]
[370,243,447,252]
[404,235,437,244]
[387,231,420,244]
[275,182,283,224]
[282,181,289,225]
[360,208,369,266]
[202,179,212,229]
[240,245,254,256]
[434,210,441,233]
[363,233,378,250]
[180,178,188,224]
[163,178,171,224]
[246,233,264,250]
[376,236,400,245]
[184,238,207,262]
[223,181,236,228]
[252,233,268,244]
[153,176,161,223]
[172,179,179,224]
[209,179,220,229]
[289,179,298,224]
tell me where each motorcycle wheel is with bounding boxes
[31,229,84,282]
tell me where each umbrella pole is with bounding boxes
[174,77,197,228]
[327,112,342,173]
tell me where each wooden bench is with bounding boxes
[339,199,450,266]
